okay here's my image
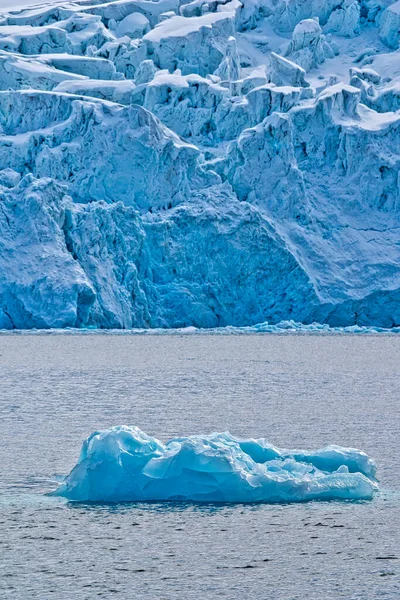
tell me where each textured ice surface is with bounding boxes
[53,426,378,503]
[0,0,399,329]
[1,320,400,334]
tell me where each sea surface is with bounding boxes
[1,333,399,599]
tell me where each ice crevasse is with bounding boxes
[0,0,400,330]
[52,426,378,503]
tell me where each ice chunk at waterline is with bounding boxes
[52,427,378,503]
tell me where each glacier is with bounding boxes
[0,0,399,329]
[51,425,378,503]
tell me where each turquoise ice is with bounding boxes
[53,426,378,503]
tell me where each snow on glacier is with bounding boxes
[52,425,378,503]
[0,0,399,329]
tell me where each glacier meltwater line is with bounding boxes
[52,426,379,503]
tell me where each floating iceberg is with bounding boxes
[52,426,378,503]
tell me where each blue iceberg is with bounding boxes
[52,426,378,503]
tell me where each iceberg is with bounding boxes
[52,426,378,503]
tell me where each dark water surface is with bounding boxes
[1,334,399,599]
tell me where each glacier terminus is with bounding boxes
[0,0,399,330]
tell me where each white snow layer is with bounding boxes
[0,0,399,329]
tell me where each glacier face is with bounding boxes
[0,0,399,329]
[52,425,378,503]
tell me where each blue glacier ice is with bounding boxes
[52,426,378,503]
[0,0,399,330]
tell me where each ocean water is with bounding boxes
[1,333,399,599]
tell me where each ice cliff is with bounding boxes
[0,0,399,329]
[52,425,378,502]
